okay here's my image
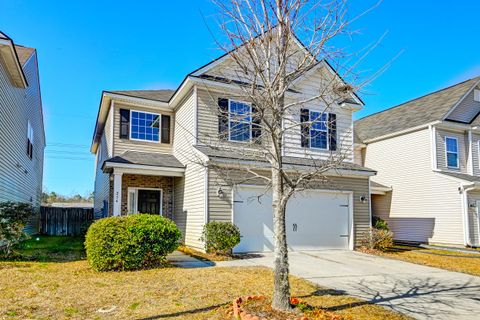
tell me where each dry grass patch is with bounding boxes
[362,245,480,277]
[0,261,411,320]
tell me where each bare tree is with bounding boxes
[188,0,381,311]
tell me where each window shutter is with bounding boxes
[120,109,130,139]
[218,98,229,140]
[328,113,337,151]
[251,104,262,144]
[300,108,310,148]
[161,115,171,143]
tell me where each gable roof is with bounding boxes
[106,89,175,102]
[355,77,480,143]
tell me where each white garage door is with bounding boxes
[233,186,352,253]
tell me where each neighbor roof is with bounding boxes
[355,77,480,143]
[103,151,184,169]
[107,90,176,102]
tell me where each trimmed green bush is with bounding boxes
[85,214,181,271]
[201,221,241,254]
[372,216,389,231]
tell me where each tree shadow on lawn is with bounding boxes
[138,302,229,319]
[0,235,86,263]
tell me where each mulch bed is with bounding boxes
[227,296,349,320]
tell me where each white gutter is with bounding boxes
[364,121,442,144]
[468,130,474,175]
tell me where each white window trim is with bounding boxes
[228,99,252,143]
[129,109,161,143]
[445,136,459,168]
[309,109,329,150]
[478,140,480,169]
[127,187,163,215]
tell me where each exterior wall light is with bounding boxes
[217,187,226,199]
[359,195,368,204]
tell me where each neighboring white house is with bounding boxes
[355,77,480,248]
[0,31,45,234]
[91,34,375,252]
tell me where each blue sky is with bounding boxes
[1,0,479,195]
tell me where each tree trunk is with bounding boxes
[271,153,291,310]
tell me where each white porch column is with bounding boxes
[113,172,123,216]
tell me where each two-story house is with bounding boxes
[0,31,45,233]
[91,36,375,252]
[355,77,480,248]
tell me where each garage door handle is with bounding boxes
[339,235,349,237]
[293,223,297,232]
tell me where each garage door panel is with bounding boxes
[233,186,351,253]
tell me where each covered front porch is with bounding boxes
[102,151,185,218]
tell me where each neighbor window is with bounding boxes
[445,137,459,168]
[310,110,328,149]
[130,111,160,142]
[26,120,33,159]
[229,100,252,142]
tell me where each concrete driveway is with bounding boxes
[216,250,480,320]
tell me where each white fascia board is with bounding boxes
[433,170,474,186]
[442,79,480,121]
[106,162,185,176]
[168,77,194,110]
[90,94,112,154]
[364,121,441,144]
[354,142,367,149]
[436,120,474,132]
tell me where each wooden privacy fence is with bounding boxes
[40,206,94,236]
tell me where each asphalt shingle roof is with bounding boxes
[438,171,480,183]
[194,145,375,173]
[107,90,175,102]
[104,151,184,169]
[355,77,480,143]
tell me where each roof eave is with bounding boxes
[0,37,28,88]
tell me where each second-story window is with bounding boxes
[445,137,459,168]
[130,111,160,142]
[229,100,252,142]
[310,110,329,150]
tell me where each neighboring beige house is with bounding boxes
[0,31,45,233]
[91,36,375,252]
[355,77,480,248]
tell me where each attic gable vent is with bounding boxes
[474,89,480,102]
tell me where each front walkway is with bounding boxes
[216,250,480,320]
[167,251,214,268]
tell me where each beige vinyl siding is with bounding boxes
[354,147,364,166]
[472,133,480,176]
[172,89,206,249]
[112,103,173,156]
[446,86,480,123]
[0,52,44,234]
[435,128,468,173]
[208,169,370,247]
[467,191,480,246]
[93,132,111,218]
[284,69,354,162]
[366,128,465,245]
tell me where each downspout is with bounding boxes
[429,125,438,170]
[460,185,475,247]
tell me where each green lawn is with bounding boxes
[5,235,85,262]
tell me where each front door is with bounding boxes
[137,189,161,214]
